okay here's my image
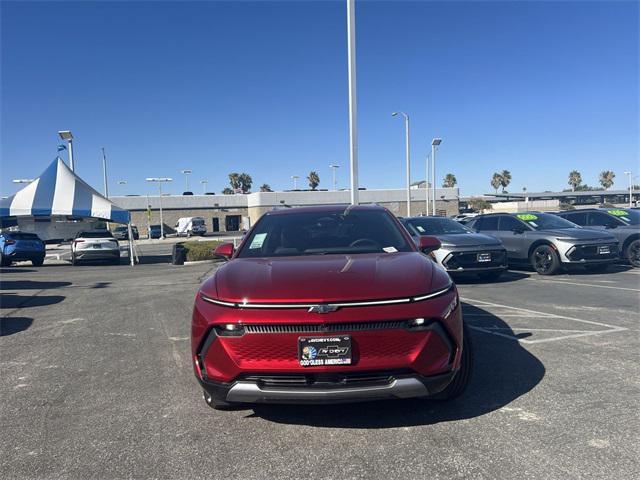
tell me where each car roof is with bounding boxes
[77,230,112,235]
[263,204,387,216]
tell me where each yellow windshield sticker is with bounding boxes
[516,214,538,221]
[607,209,627,217]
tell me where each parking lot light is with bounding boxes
[431,138,442,215]
[393,112,411,217]
[624,171,632,207]
[145,177,173,238]
[180,169,192,192]
[12,179,35,184]
[58,130,75,171]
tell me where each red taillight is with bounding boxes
[74,239,85,244]
[5,239,16,245]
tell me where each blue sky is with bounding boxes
[1,1,638,198]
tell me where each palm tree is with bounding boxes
[491,173,502,193]
[259,184,272,192]
[228,173,240,190]
[599,170,615,190]
[442,173,457,188]
[499,170,512,193]
[307,171,320,190]
[567,170,582,191]
[221,187,234,195]
[238,173,253,193]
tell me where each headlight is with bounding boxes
[441,295,459,320]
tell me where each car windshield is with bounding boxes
[605,208,639,225]
[514,213,577,230]
[407,217,472,235]
[237,209,412,258]
[114,227,127,232]
[7,233,40,240]
[78,231,114,238]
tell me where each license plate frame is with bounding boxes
[477,252,491,263]
[298,336,352,367]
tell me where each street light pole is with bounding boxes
[58,131,75,171]
[330,164,340,191]
[346,0,359,205]
[425,152,431,216]
[291,175,300,190]
[145,178,173,239]
[392,112,411,216]
[200,180,208,195]
[101,147,109,197]
[180,169,192,192]
[624,171,632,207]
[431,138,442,216]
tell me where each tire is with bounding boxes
[435,323,473,400]
[202,390,235,410]
[584,263,609,273]
[112,255,121,265]
[625,239,640,268]
[530,244,560,275]
[32,258,44,267]
[0,251,10,267]
[477,270,503,281]
[71,253,77,266]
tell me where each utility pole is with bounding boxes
[101,148,109,197]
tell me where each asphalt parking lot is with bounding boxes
[1,245,639,479]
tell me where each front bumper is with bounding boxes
[198,370,456,405]
[440,248,508,272]
[560,242,619,264]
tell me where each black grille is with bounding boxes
[443,249,507,270]
[567,243,618,261]
[244,320,407,334]
[240,371,410,388]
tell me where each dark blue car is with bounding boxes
[0,232,46,266]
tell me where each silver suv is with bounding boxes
[465,212,619,275]
[554,209,639,268]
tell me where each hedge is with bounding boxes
[180,240,224,262]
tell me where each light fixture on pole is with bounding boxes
[291,175,300,190]
[200,180,208,195]
[624,171,632,207]
[431,138,442,216]
[392,112,411,216]
[346,0,359,205]
[12,179,35,184]
[145,177,173,239]
[180,169,192,192]
[424,152,431,216]
[117,180,127,195]
[58,130,75,171]
[101,147,109,197]
[329,164,340,191]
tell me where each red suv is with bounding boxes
[191,205,472,409]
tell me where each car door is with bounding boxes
[473,215,502,241]
[497,215,532,260]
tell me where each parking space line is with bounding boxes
[533,279,640,292]
[462,297,628,344]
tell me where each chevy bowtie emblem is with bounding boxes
[308,304,339,314]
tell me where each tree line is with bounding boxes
[221,171,322,194]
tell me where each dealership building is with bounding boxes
[111,187,460,233]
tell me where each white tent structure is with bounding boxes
[0,157,136,265]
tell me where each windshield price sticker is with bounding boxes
[299,336,352,367]
[249,233,267,249]
[383,246,398,253]
[516,214,538,221]
[607,209,627,217]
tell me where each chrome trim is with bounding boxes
[199,282,453,310]
[225,378,429,403]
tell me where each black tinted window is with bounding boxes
[588,212,622,227]
[477,216,499,231]
[238,209,412,258]
[407,217,472,235]
[78,231,114,238]
[7,233,40,240]
[499,216,527,231]
[564,212,587,225]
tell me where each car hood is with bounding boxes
[434,233,503,248]
[205,252,446,303]
[541,228,616,241]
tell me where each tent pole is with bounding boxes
[127,222,135,266]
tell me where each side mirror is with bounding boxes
[214,242,235,260]
[513,226,526,234]
[419,236,441,255]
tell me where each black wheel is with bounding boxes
[435,323,473,400]
[32,258,44,267]
[202,390,235,410]
[625,239,640,268]
[71,253,77,266]
[584,263,609,273]
[477,270,503,281]
[530,244,560,275]
[112,256,121,265]
[0,251,10,267]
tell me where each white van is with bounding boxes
[175,217,207,237]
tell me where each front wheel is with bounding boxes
[434,323,473,400]
[32,258,44,267]
[530,244,560,275]
[625,239,640,268]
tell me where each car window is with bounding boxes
[406,217,472,235]
[7,233,40,240]
[476,216,499,231]
[237,209,413,258]
[610,208,639,225]
[588,211,623,227]
[498,216,527,232]
[563,212,587,225]
[78,231,115,238]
